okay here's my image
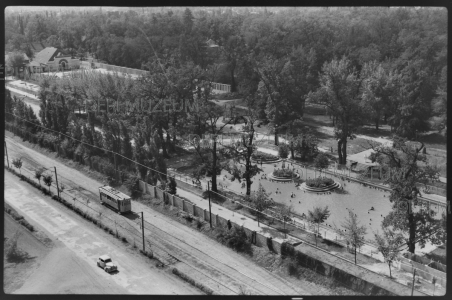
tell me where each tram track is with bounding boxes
[5,135,308,295]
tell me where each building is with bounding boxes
[27,47,81,73]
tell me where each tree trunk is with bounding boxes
[355,247,357,264]
[389,262,392,278]
[211,140,218,192]
[342,139,347,165]
[230,67,236,93]
[172,114,177,142]
[337,139,343,165]
[375,118,379,130]
[275,127,279,146]
[158,126,169,158]
[408,211,416,253]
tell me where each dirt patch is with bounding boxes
[4,213,52,293]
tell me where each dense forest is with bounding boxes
[5,7,447,253]
[5,6,448,159]
[5,7,447,137]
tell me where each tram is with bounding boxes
[99,185,132,214]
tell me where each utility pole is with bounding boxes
[411,268,416,296]
[54,167,60,199]
[141,212,145,252]
[208,181,212,228]
[5,141,10,168]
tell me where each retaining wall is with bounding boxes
[292,243,424,296]
[398,256,446,286]
[137,180,423,296]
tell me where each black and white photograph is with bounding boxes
[3,5,448,296]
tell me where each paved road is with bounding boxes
[4,134,312,295]
[5,171,201,295]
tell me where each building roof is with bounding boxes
[32,47,59,65]
[206,39,219,48]
[99,185,131,201]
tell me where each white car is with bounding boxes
[97,255,118,273]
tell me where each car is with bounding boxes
[97,255,117,273]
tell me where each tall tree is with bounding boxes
[222,94,262,195]
[370,136,447,253]
[361,61,397,130]
[308,56,365,164]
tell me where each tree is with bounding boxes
[430,66,447,133]
[187,75,231,193]
[120,121,133,161]
[5,89,15,122]
[220,94,265,196]
[166,176,177,195]
[313,153,329,176]
[43,174,53,192]
[307,205,330,246]
[12,158,23,175]
[341,210,367,264]
[248,183,273,227]
[374,226,405,278]
[278,143,289,159]
[292,128,319,161]
[370,136,447,253]
[308,57,365,164]
[124,175,141,198]
[6,51,26,77]
[361,61,397,130]
[34,168,44,186]
[277,204,293,238]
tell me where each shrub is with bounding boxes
[273,168,296,178]
[121,237,128,243]
[5,231,29,263]
[196,218,204,230]
[288,259,300,278]
[252,151,278,161]
[314,153,329,170]
[124,175,142,198]
[306,177,334,188]
[215,225,253,255]
[278,144,290,159]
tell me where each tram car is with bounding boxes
[99,185,132,214]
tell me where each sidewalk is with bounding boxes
[6,86,40,100]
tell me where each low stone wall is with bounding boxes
[177,180,204,197]
[398,256,446,286]
[292,243,425,296]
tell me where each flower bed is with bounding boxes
[273,168,296,178]
[306,177,334,188]
[252,151,278,161]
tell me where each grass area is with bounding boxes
[418,132,447,151]
[425,245,446,265]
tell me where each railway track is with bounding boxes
[5,136,304,295]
